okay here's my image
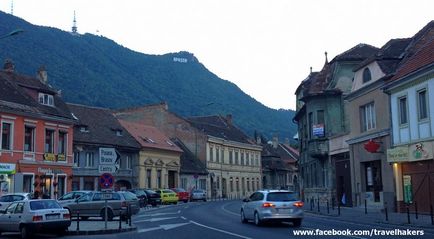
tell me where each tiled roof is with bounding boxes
[262,143,298,164]
[187,115,253,144]
[331,43,379,63]
[67,103,140,149]
[390,21,434,81]
[0,70,74,121]
[118,120,183,153]
[171,138,208,175]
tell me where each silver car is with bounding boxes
[190,189,207,202]
[240,190,304,227]
[0,199,71,238]
[0,193,32,210]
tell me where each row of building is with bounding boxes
[0,59,299,199]
[294,21,433,213]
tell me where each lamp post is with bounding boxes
[0,29,24,40]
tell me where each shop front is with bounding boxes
[0,163,16,196]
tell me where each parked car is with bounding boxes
[155,189,178,204]
[60,191,140,221]
[0,199,71,238]
[190,189,207,202]
[57,190,92,205]
[171,188,189,203]
[143,189,162,207]
[0,193,32,210]
[240,190,304,227]
[128,189,147,207]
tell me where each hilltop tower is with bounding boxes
[10,0,14,15]
[71,11,78,34]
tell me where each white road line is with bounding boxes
[221,202,240,217]
[181,216,187,220]
[189,220,252,239]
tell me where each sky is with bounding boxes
[1,0,433,110]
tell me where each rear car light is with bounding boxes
[262,202,275,208]
[63,213,71,219]
[294,201,304,208]
[33,215,43,221]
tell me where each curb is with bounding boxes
[66,226,137,235]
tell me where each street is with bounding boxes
[62,200,434,239]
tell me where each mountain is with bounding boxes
[0,11,297,143]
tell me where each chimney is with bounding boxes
[3,59,14,72]
[37,66,48,84]
[160,101,169,110]
[272,135,278,149]
[256,136,261,144]
[324,51,328,64]
[226,114,232,124]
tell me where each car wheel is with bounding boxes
[203,199,207,202]
[254,212,262,226]
[240,210,248,223]
[20,225,30,239]
[81,216,89,220]
[183,200,188,203]
[293,219,302,227]
[100,208,114,221]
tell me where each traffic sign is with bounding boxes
[99,173,114,189]
[98,165,119,174]
[99,148,120,165]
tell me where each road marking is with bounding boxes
[137,222,190,233]
[221,202,240,217]
[190,220,252,239]
[135,211,181,218]
[181,216,187,220]
[135,216,178,223]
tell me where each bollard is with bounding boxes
[310,198,313,211]
[406,205,411,224]
[129,205,132,227]
[364,199,367,214]
[317,198,320,213]
[431,205,434,225]
[415,202,418,219]
[385,205,388,222]
[338,203,341,216]
[76,210,80,232]
[327,200,329,214]
[332,197,335,210]
[119,208,122,230]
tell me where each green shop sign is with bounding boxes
[0,163,16,174]
[403,175,412,204]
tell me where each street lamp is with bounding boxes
[0,29,24,40]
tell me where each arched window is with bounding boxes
[363,68,371,83]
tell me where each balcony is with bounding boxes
[308,138,329,159]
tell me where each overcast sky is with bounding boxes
[2,0,433,110]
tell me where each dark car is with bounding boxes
[143,189,161,207]
[128,189,148,208]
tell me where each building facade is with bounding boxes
[119,120,182,189]
[67,104,140,191]
[0,62,75,198]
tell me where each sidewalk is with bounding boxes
[66,216,136,235]
[304,203,434,229]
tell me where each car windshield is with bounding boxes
[30,200,62,210]
[163,190,174,194]
[266,192,298,202]
[132,190,146,196]
[122,192,138,200]
[173,188,185,192]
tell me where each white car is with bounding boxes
[0,193,32,210]
[0,199,71,238]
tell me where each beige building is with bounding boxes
[118,120,182,189]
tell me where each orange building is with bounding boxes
[0,61,75,198]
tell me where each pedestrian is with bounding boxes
[33,190,40,199]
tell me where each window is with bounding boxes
[236,177,239,192]
[24,126,35,152]
[399,97,408,125]
[58,131,67,155]
[317,110,324,124]
[230,177,233,192]
[216,147,219,163]
[221,148,224,163]
[181,178,187,190]
[229,150,233,164]
[73,151,79,166]
[246,153,250,166]
[241,152,244,165]
[209,146,214,162]
[363,68,371,83]
[146,169,152,188]
[255,154,259,166]
[1,122,12,150]
[85,152,95,167]
[38,93,54,106]
[22,174,33,193]
[44,129,55,153]
[126,155,132,169]
[199,179,206,190]
[235,151,239,165]
[360,102,376,132]
[157,170,162,188]
[247,178,250,191]
[418,89,428,120]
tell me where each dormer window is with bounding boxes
[38,93,54,106]
[116,130,123,136]
[80,126,89,133]
[141,137,155,144]
[362,68,371,83]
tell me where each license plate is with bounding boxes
[278,209,292,214]
[46,214,60,220]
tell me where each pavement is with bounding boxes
[303,202,434,229]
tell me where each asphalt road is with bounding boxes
[59,200,434,239]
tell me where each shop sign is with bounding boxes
[409,142,433,162]
[37,167,64,174]
[0,163,16,174]
[312,124,324,137]
[387,146,409,163]
[57,154,66,161]
[44,153,56,161]
[403,175,413,204]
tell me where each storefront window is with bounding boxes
[23,174,33,193]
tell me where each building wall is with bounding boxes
[0,112,74,198]
[138,149,181,189]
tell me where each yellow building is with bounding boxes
[118,120,182,189]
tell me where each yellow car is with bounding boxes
[155,189,179,204]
